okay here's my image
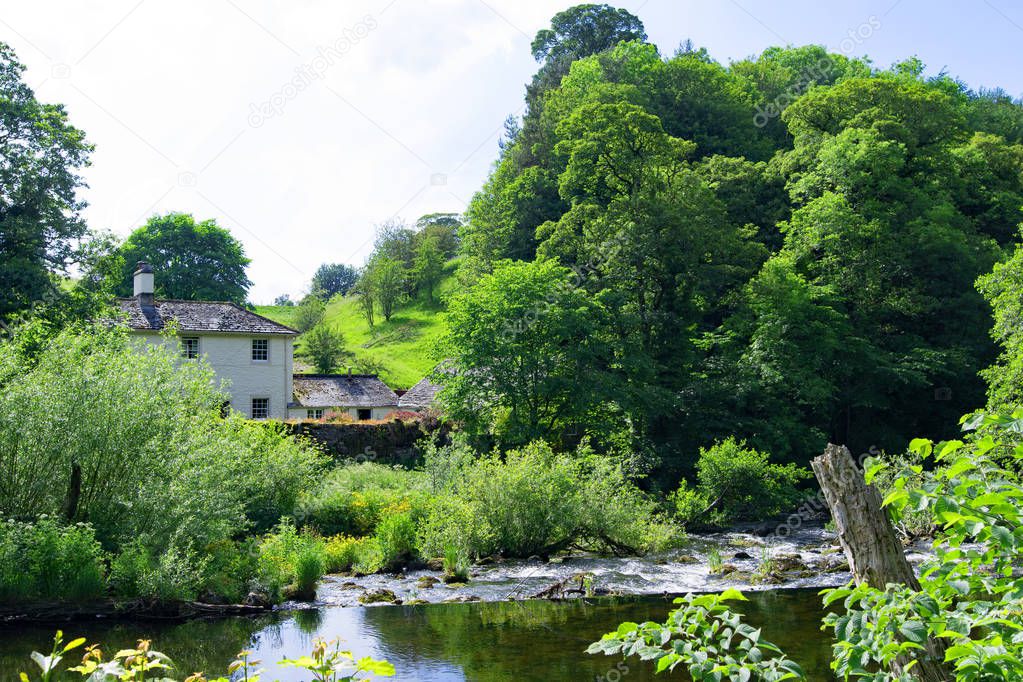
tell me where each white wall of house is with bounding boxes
[134,332,294,419]
[287,406,395,421]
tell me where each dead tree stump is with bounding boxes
[812,443,950,681]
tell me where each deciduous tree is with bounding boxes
[113,213,251,303]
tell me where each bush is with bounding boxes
[351,537,384,575]
[108,541,207,602]
[212,419,327,534]
[672,438,811,527]
[375,511,418,570]
[867,449,934,540]
[293,295,326,333]
[0,517,106,602]
[200,538,260,603]
[443,544,469,582]
[574,449,677,553]
[0,325,324,553]
[107,542,149,599]
[297,463,424,536]
[322,535,362,573]
[255,521,324,601]
[293,547,324,599]
[670,480,707,525]
[436,442,579,558]
[415,494,492,561]
[417,441,674,560]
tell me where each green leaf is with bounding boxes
[719,589,748,603]
[908,438,933,458]
[899,620,927,644]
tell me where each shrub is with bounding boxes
[416,494,493,561]
[199,538,260,604]
[108,541,207,602]
[107,542,149,599]
[297,463,424,536]
[0,518,106,603]
[255,521,324,601]
[461,443,584,556]
[672,438,811,527]
[375,511,418,570]
[421,434,476,492]
[417,441,673,560]
[212,419,327,534]
[293,547,324,600]
[574,450,674,553]
[141,545,207,602]
[670,480,707,526]
[322,535,362,573]
[293,295,326,333]
[867,449,934,540]
[351,537,384,575]
[443,544,469,582]
[0,325,324,553]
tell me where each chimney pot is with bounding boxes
[133,261,155,306]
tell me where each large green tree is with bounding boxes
[113,213,252,303]
[457,26,1023,478]
[530,4,646,66]
[0,43,92,323]
[734,76,1005,453]
[443,259,610,446]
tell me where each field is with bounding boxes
[255,261,456,389]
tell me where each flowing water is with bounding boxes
[0,526,908,680]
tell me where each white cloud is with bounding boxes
[9,0,1016,302]
[2,0,554,301]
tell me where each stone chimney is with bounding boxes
[133,261,155,306]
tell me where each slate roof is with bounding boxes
[398,375,443,410]
[292,374,399,408]
[116,298,297,335]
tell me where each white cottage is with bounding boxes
[289,373,399,421]
[118,262,298,419]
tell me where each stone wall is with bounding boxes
[287,419,449,466]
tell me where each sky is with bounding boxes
[2,0,1022,303]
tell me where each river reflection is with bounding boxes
[0,590,835,681]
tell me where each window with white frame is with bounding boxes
[251,338,269,361]
[181,337,199,359]
[307,409,324,420]
[251,397,270,419]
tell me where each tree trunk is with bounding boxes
[812,443,950,681]
[63,462,81,522]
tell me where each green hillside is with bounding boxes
[256,261,456,389]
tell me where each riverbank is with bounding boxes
[0,598,271,625]
[0,590,839,681]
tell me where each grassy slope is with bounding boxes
[255,261,456,390]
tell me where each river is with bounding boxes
[1,525,900,680]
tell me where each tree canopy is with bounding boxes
[113,213,252,303]
[311,262,358,299]
[0,42,92,323]
[448,6,1023,481]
